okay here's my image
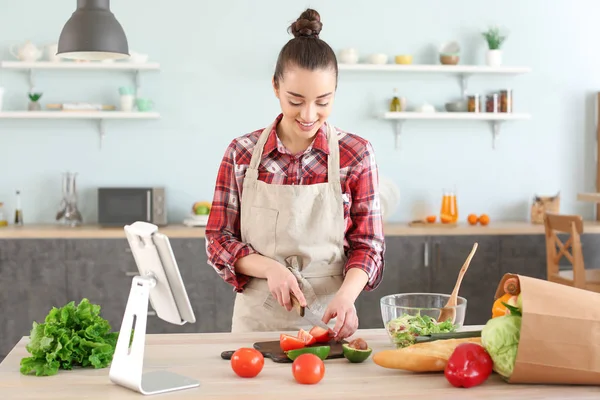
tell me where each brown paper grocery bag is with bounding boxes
[493,273,600,385]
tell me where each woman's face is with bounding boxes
[273,65,336,141]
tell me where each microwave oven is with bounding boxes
[97,187,167,226]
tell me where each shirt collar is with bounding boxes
[262,114,330,158]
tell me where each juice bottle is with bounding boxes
[440,189,451,220]
[449,189,459,222]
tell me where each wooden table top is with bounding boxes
[3,220,600,238]
[0,328,598,399]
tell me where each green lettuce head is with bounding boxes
[481,313,521,379]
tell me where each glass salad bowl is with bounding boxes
[380,293,467,348]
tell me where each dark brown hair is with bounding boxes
[273,9,338,89]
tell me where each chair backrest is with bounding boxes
[543,212,586,288]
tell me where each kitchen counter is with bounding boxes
[2,220,600,238]
[0,328,598,399]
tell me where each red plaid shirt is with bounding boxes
[205,114,385,293]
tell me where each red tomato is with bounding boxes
[309,326,331,343]
[292,353,325,384]
[280,334,306,351]
[297,329,316,346]
[230,348,264,378]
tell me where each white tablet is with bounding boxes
[124,221,195,325]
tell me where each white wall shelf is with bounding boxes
[381,112,531,149]
[339,63,531,98]
[0,60,161,149]
[337,62,532,149]
[338,63,531,74]
[0,61,160,93]
[0,111,160,148]
[0,61,160,70]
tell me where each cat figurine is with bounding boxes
[530,192,560,224]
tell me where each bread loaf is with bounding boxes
[373,337,482,372]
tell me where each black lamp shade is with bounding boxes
[57,0,129,61]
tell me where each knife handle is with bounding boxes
[290,293,305,317]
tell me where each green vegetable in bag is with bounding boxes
[20,298,123,376]
[481,295,523,379]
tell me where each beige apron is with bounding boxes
[231,121,347,332]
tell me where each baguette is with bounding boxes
[373,337,482,372]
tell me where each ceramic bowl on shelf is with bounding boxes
[394,55,413,65]
[439,41,460,55]
[445,100,467,112]
[380,293,467,348]
[439,41,460,65]
[339,48,359,64]
[440,54,460,65]
[366,53,388,64]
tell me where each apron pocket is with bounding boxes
[246,206,278,257]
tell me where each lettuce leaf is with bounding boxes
[20,298,121,376]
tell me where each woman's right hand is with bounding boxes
[265,262,307,311]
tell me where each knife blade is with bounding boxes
[414,330,482,343]
[291,294,330,331]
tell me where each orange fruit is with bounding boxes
[426,215,436,223]
[479,214,490,226]
[440,214,453,224]
[467,214,478,225]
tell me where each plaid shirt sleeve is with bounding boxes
[344,141,386,291]
[205,139,256,292]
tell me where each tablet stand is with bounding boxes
[108,221,199,395]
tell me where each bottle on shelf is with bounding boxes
[440,187,459,223]
[14,190,23,226]
[389,88,405,112]
[0,202,7,227]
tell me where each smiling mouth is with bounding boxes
[297,120,316,127]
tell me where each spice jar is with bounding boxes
[500,89,512,113]
[467,95,480,112]
[486,93,499,113]
[0,202,7,227]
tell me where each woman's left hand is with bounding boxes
[321,292,359,340]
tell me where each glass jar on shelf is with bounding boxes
[486,93,499,113]
[467,94,480,112]
[500,89,513,113]
[0,202,8,227]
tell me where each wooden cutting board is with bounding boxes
[221,339,348,363]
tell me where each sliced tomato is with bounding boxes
[309,326,331,343]
[280,334,306,352]
[297,329,316,346]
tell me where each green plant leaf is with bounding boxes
[19,298,129,376]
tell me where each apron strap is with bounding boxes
[247,124,274,174]
[325,122,341,185]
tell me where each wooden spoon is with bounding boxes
[437,242,478,324]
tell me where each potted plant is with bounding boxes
[482,26,507,66]
[28,92,42,111]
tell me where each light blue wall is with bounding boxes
[0,0,598,224]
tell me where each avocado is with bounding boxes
[285,345,330,361]
[342,343,372,363]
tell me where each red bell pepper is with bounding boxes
[444,343,493,388]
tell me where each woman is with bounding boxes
[205,8,385,341]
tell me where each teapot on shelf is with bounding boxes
[10,41,43,62]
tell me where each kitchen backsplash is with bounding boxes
[0,0,597,224]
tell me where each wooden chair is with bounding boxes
[543,212,600,292]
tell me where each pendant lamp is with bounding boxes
[57,0,129,61]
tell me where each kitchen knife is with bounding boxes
[414,330,482,343]
[290,294,331,332]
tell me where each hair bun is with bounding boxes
[289,9,322,38]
